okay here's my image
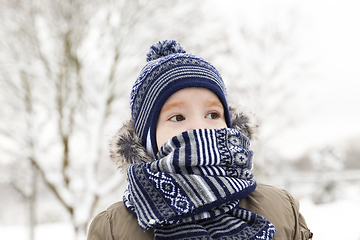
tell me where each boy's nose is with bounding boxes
[186,119,209,131]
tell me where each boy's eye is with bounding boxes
[169,115,185,122]
[205,112,220,119]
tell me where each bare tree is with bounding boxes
[0,0,125,238]
[0,0,207,238]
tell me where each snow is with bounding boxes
[1,197,359,240]
[300,198,360,239]
[0,222,74,240]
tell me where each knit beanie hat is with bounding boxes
[130,40,231,156]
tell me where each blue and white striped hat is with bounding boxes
[130,40,231,156]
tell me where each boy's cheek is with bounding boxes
[156,123,186,149]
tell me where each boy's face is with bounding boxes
[156,87,227,149]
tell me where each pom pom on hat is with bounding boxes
[146,40,186,62]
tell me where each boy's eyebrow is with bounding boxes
[161,100,223,113]
[206,100,223,109]
[161,102,184,113]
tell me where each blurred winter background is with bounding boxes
[0,0,359,239]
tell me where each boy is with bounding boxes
[87,40,312,240]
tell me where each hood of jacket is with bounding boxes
[110,104,258,171]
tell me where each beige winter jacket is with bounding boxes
[87,106,312,239]
[88,183,312,240]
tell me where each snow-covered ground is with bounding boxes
[0,222,74,240]
[300,198,360,239]
[1,197,359,240]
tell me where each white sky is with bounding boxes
[220,0,360,158]
[279,0,360,157]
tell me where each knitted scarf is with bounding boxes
[124,128,275,240]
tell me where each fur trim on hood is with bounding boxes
[110,104,258,172]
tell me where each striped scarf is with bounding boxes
[124,128,275,240]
